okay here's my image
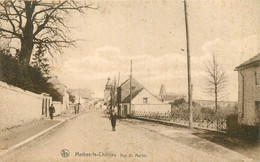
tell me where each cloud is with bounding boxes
[52,33,259,100]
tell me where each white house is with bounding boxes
[118,78,171,117]
[235,53,260,126]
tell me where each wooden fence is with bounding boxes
[132,110,227,132]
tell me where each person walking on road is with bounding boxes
[110,111,117,131]
[77,103,80,114]
[74,105,77,114]
[49,104,55,120]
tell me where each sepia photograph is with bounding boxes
[0,0,259,161]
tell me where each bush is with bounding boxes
[0,50,62,101]
[169,98,187,107]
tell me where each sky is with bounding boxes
[50,0,260,100]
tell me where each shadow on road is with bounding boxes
[192,130,260,161]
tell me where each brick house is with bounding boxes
[235,53,260,127]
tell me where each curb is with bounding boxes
[0,114,78,157]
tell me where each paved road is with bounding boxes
[1,109,252,162]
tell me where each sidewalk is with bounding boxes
[0,110,81,157]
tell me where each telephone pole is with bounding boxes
[78,85,80,104]
[184,0,193,129]
[129,60,133,117]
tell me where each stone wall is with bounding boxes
[0,81,43,131]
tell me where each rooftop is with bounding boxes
[235,53,260,70]
[121,88,144,103]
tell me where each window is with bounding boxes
[143,97,148,104]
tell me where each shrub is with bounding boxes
[0,49,62,101]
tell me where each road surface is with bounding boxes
[1,109,252,162]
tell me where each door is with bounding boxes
[118,105,121,116]
[124,105,127,117]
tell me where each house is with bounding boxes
[235,53,260,127]
[158,84,186,103]
[117,78,171,117]
[68,88,94,110]
[48,76,69,113]
[94,98,104,109]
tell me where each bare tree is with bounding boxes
[205,54,227,113]
[0,0,98,65]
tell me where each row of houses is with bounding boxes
[104,53,260,129]
[68,88,94,110]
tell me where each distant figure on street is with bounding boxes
[77,103,80,114]
[109,111,117,131]
[49,104,55,120]
[74,105,77,114]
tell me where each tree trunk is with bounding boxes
[215,84,219,129]
[19,1,35,65]
[20,37,34,65]
[215,84,218,113]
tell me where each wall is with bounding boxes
[52,101,62,116]
[0,81,43,131]
[61,91,69,112]
[132,104,171,113]
[132,89,164,105]
[238,65,260,126]
[42,93,52,117]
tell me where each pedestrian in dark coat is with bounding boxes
[49,104,55,120]
[74,105,77,114]
[77,103,80,114]
[110,112,117,131]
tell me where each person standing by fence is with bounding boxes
[49,104,55,120]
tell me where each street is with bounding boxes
[1,109,252,162]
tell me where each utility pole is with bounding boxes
[118,72,120,86]
[129,60,133,117]
[78,85,80,104]
[184,0,193,129]
[117,72,120,115]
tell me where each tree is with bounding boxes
[31,44,50,76]
[205,54,227,113]
[0,48,62,101]
[0,0,97,65]
[68,91,75,103]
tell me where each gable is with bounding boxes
[132,88,164,105]
[120,77,143,102]
[121,88,143,103]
